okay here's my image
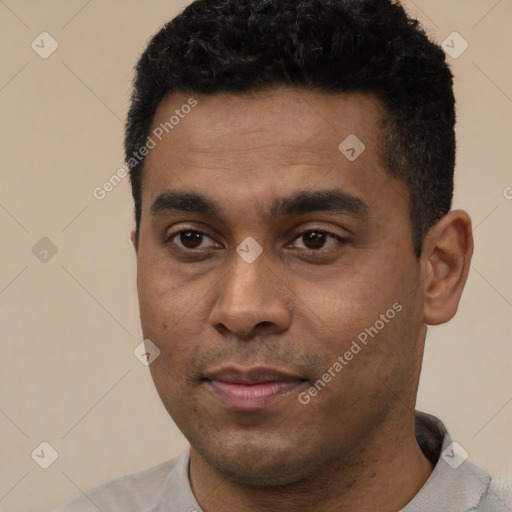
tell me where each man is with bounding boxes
[55,0,510,510]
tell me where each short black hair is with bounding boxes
[125,0,455,257]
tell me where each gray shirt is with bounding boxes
[53,412,510,512]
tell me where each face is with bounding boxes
[134,87,427,487]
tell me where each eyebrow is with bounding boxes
[269,189,368,218]
[150,189,369,220]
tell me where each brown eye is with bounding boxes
[290,230,345,251]
[302,231,327,250]
[166,230,219,250]
[177,231,204,249]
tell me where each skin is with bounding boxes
[131,87,473,512]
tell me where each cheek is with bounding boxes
[303,266,397,330]
[294,249,421,364]
[136,251,189,331]
[137,270,172,338]
[136,258,214,370]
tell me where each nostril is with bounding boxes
[256,321,272,329]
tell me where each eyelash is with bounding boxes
[164,228,347,254]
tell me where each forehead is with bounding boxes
[140,87,407,225]
[147,87,384,169]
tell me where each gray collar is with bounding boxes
[401,411,491,511]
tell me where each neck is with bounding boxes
[189,410,434,512]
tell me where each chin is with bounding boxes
[192,433,322,488]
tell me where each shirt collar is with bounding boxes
[150,449,200,512]
[400,411,491,511]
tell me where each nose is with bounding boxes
[208,253,292,340]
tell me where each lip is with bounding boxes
[203,366,306,410]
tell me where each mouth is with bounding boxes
[203,367,307,411]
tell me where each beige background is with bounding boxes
[0,1,511,510]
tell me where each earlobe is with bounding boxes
[421,210,474,325]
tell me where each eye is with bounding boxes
[165,229,221,251]
[290,230,346,251]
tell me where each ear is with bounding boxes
[420,210,474,325]
[131,229,139,256]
